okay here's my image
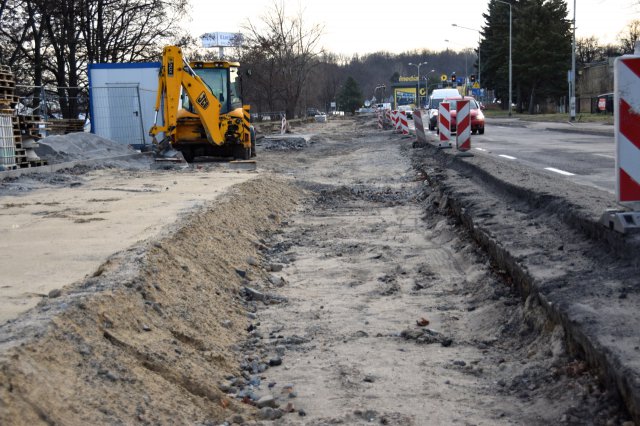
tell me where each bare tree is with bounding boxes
[618,19,640,53]
[241,1,324,118]
[576,36,602,65]
[0,0,188,118]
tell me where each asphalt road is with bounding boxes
[424,118,617,194]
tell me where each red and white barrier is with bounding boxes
[599,45,640,233]
[377,111,383,129]
[391,110,399,131]
[281,116,289,135]
[615,53,640,203]
[455,99,471,152]
[399,111,409,135]
[413,109,427,143]
[385,109,392,129]
[438,102,451,148]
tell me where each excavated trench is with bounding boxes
[0,116,637,425]
[410,139,640,424]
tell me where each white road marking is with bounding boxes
[474,147,487,152]
[499,154,517,160]
[544,167,575,176]
[593,153,615,159]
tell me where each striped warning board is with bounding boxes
[438,102,451,149]
[413,110,427,143]
[399,111,409,135]
[455,99,471,152]
[615,54,640,203]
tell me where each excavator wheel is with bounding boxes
[181,147,195,163]
[233,144,250,160]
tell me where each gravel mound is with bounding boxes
[36,133,136,163]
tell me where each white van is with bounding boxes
[427,88,461,130]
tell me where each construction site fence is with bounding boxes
[250,111,286,122]
[14,85,89,121]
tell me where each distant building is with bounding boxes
[576,58,615,114]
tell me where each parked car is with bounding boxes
[436,96,485,135]
[307,108,322,117]
[427,88,462,130]
[397,104,413,119]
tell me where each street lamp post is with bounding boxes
[451,24,481,87]
[570,0,576,121]
[408,61,428,107]
[495,0,513,117]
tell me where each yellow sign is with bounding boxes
[419,88,426,96]
[399,76,419,82]
[440,74,448,82]
[472,82,480,89]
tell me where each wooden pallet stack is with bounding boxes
[46,118,85,135]
[0,65,47,169]
[0,66,18,170]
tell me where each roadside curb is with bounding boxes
[412,138,640,423]
[487,118,614,137]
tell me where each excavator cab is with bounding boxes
[185,62,243,115]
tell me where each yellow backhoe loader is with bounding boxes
[149,45,255,162]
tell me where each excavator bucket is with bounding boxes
[152,136,186,163]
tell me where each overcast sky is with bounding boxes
[188,0,640,56]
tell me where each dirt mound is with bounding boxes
[36,133,136,163]
[258,136,311,151]
[0,175,304,425]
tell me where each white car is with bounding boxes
[427,88,461,130]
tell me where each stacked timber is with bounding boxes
[46,118,85,135]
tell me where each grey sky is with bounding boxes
[189,0,640,55]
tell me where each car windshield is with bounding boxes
[445,99,479,111]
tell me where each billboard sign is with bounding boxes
[201,32,242,48]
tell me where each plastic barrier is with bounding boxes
[615,50,640,203]
[377,111,383,129]
[392,110,402,133]
[413,109,427,144]
[437,102,451,148]
[399,111,409,135]
[385,109,392,129]
[455,99,471,152]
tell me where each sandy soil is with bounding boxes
[0,119,633,425]
[0,165,255,323]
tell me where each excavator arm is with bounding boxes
[149,46,224,147]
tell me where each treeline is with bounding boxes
[0,0,638,119]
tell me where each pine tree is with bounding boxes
[480,0,571,113]
[338,76,363,114]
